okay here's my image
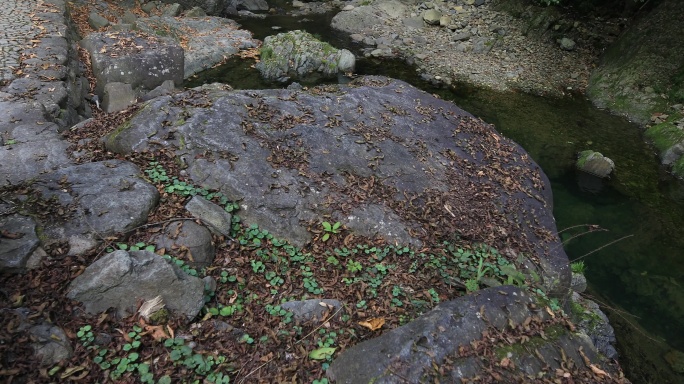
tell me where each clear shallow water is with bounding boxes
[187,12,684,381]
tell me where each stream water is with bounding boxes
[186,9,684,381]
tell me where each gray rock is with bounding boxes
[0,127,72,185]
[30,324,73,366]
[559,37,576,51]
[230,0,269,11]
[80,32,184,99]
[0,214,39,274]
[331,6,382,33]
[576,150,615,178]
[571,272,587,293]
[104,77,570,296]
[154,221,215,269]
[102,82,136,113]
[452,31,471,41]
[141,79,176,101]
[329,286,615,382]
[67,250,205,320]
[571,292,619,360]
[134,16,257,78]
[185,196,232,236]
[162,3,183,16]
[141,2,156,14]
[472,37,494,54]
[184,6,207,17]
[158,0,229,16]
[423,9,442,25]
[281,299,344,322]
[474,0,485,6]
[34,160,159,254]
[122,10,137,24]
[256,30,355,82]
[88,12,110,30]
[402,17,424,29]
[439,15,451,27]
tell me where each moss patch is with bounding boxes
[644,114,684,153]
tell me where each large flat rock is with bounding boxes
[104,76,569,295]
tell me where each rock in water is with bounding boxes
[256,30,355,83]
[576,150,615,178]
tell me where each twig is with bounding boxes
[572,234,634,262]
[294,306,344,345]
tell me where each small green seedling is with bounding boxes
[321,221,341,242]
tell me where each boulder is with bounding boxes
[576,150,615,178]
[229,0,269,11]
[162,3,183,16]
[0,214,40,274]
[184,6,207,17]
[423,9,442,26]
[330,1,405,34]
[34,160,159,255]
[102,82,136,113]
[328,286,622,382]
[67,250,205,320]
[104,76,570,296]
[256,30,355,82]
[80,31,184,99]
[154,221,215,269]
[134,16,257,78]
[570,292,619,360]
[88,12,110,29]
[157,0,229,16]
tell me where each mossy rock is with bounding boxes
[644,114,684,165]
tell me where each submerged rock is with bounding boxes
[576,150,615,178]
[256,30,355,83]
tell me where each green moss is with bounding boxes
[644,115,684,153]
[260,46,274,62]
[673,156,684,178]
[149,308,169,324]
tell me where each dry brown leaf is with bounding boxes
[590,364,610,377]
[143,324,169,341]
[358,317,385,331]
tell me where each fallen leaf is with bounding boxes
[358,317,385,331]
[309,347,336,360]
[60,366,85,379]
[1,229,24,239]
[590,364,610,377]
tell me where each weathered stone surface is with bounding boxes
[571,271,587,293]
[81,32,184,98]
[571,292,618,360]
[67,250,205,320]
[88,12,110,29]
[256,30,355,82]
[102,82,136,113]
[104,77,570,296]
[158,0,229,15]
[34,160,159,255]
[0,214,39,274]
[154,221,215,269]
[281,299,344,322]
[162,3,183,16]
[30,323,73,366]
[576,150,615,178]
[184,6,207,17]
[134,16,257,78]
[331,4,397,34]
[423,9,442,25]
[328,286,617,383]
[229,0,268,11]
[185,196,232,236]
[559,37,576,51]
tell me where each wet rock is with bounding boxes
[256,30,355,83]
[0,214,39,274]
[185,196,232,236]
[81,32,184,99]
[134,16,257,78]
[281,299,344,322]
[154,221,215,269]
[67,250,205,320]
[104,76,569,296]
[576,150,615,178]
[34,160,159,255]
[571,292,619,360]
[329,286,617,382]
[30,323,73,366]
